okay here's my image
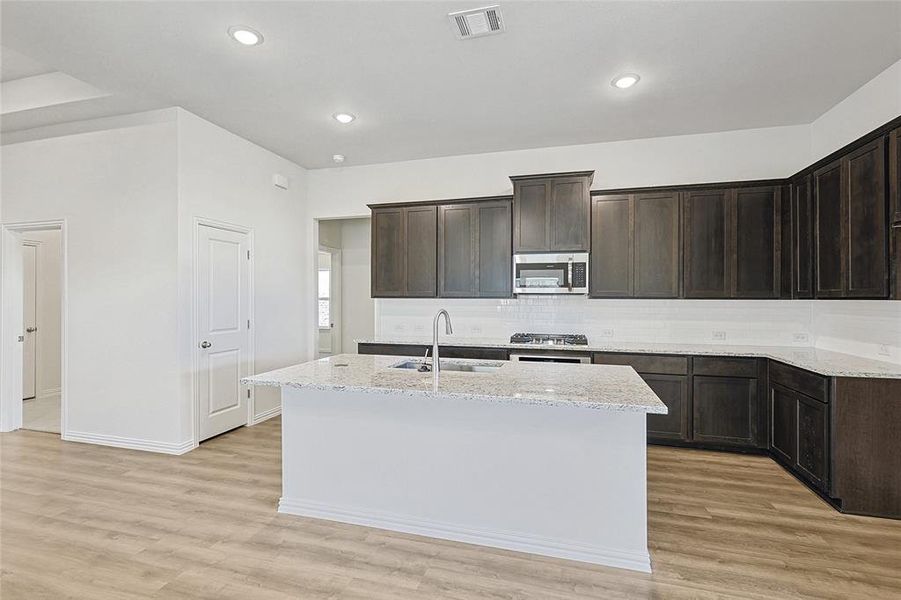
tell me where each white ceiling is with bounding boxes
[1,1,899,168]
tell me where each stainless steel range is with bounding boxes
[509,333,588,346]
[508,333,590,364]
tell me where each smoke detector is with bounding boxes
[448,5,505,39]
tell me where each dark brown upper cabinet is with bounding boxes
[683,186,780,299]
[590,192,680,298]
[438,199,512,298]
[511,171,593,252]
[590,195,632,297]
[371,205,437,298]
[732,186,781,299]
[683,189,730,298]
[814,138,888,298]
[791,176,814,298]
[891,128,901,299]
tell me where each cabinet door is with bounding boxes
[732,187,780,298]
[797,394,829,491]
[438,204,478,297]
[643,374,690,442]
[404,206,438,297]
[475,200,512,298]
[513,180,550,251]
[634,192,681,298]
[683,189,730,298]
[814,159,844,297]
[792,176,814,298]
[845,138,887,298]
[770,384,797,465]
[590,195,633,297]
[371,208,406,297]
[692,375,759,447]
[550,177,591,251]
[892,128,901,300]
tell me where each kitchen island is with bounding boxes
[244,353,666,572]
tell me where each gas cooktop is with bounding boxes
[509,333,588,346]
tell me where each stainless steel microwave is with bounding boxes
[513,252,589,295]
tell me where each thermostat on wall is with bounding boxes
[272,173,289,190]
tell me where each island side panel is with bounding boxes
[279,387,651,572]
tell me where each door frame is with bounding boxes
[317,244,342,357]
[191,217,255,448]
[20,239,39,400]
[0,219,68,435]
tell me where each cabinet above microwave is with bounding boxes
[511,171,594,253]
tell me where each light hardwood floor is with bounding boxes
[2,418,900,599]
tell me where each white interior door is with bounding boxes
[22,243,37,400]
[197,224,251,442]
[0,228,24,432]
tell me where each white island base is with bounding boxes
[278,386,652,573]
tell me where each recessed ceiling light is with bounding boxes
[228,26,263,46]
[611,73,640,89]
[333,113,356,124]
[332,154,346,164]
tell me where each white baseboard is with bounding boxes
[64,430,194,455]
[251,405,281,425]
[278,497,652,573]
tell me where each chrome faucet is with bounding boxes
[432,309,453,384]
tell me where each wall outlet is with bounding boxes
[878,344,891,357]
[413,323,425,333]
[793,333,810,343]
[394,323,407,333]
[600,328,615,338]
[470,325,482,334]
[712,331,727,341]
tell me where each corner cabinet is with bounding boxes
[814,138,888,298]
[370,205,437,298]
[437,199,512,298]
[512,171,593,252]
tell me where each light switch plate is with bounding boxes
[793,333,810,343]
[600,328,614,338]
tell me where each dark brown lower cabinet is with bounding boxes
[642,374,690,441]
[796,394,828,490]
[770,384,797,464]
[692,375,759,448]
[357,343,509,361]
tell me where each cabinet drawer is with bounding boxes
[593,353,688,375]
[693,356,758,378]
[769,361,828,402]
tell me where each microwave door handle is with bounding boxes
[567,258,573,292]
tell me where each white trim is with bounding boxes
[0,219,67,437]
[278,497,652,573]
[191,217,255,448]
[64,430,194,455]
[251,405,281,425]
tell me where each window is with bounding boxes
[318,268,330,328]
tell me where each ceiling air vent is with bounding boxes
[448,5,505,40]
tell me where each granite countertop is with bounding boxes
[243,353,668,414]
[355,337,901,379]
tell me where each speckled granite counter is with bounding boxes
[243,353,667,413]
[355,338,901,379]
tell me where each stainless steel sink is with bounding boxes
[390,360,502,374]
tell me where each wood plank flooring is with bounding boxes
[2,418,900,599]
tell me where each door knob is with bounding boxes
[200,341,212,349]
[26,327,37,333]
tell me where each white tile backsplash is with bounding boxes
[812,301,901,364]
[376,297,817,347]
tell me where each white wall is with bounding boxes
[175,109,308,434]
[810,59,901,161]
[1,110,183,447]
[339,218,373,353]
[22,229,62,398]
[307,124,810,219]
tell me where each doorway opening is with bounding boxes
[0,220,66,436]
[315,218,374,358]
